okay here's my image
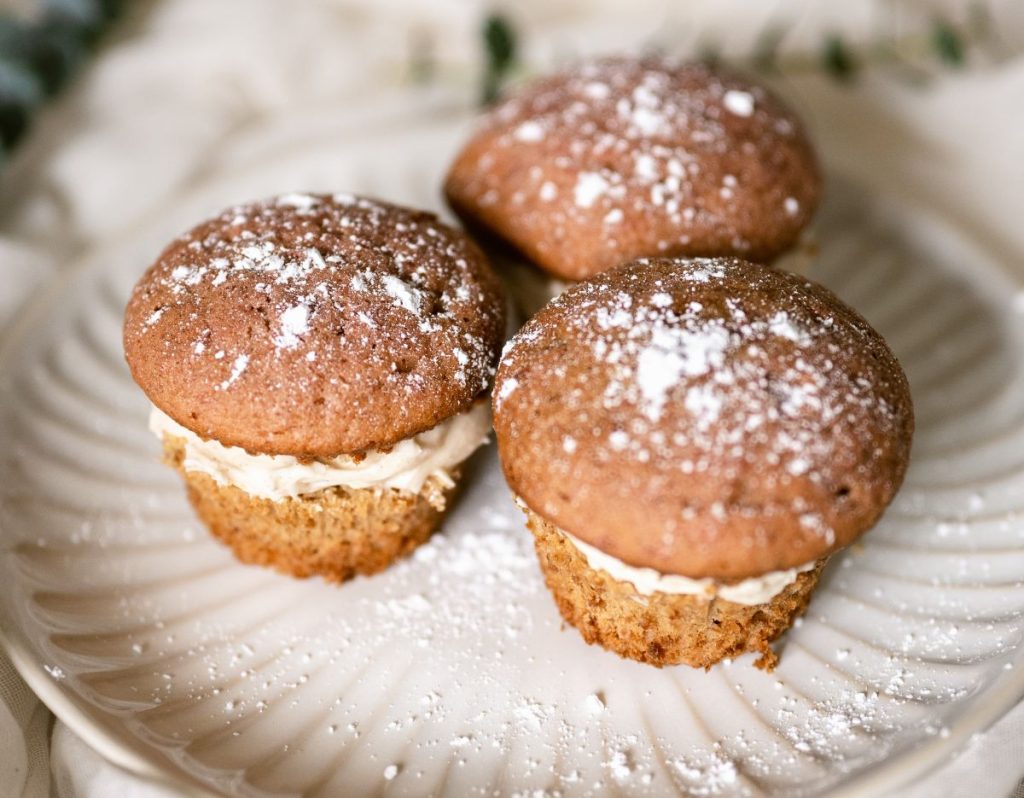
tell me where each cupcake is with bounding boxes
[124,194,506,581]
[445,57,821,315]
[493,257,913,669]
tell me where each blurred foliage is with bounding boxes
[476,4,1002,104]
[0,1,1005,160]
[0,0,124,158]
[932,19,966,66]
[481,13,518,105]
[822,35,858,82]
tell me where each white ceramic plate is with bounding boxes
[3,104,1024,797]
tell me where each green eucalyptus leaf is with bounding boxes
[481,13,517,105]
[932,19,965,66]
[823,35,857,81]
[484,14,516,71]
[0,1,122,160]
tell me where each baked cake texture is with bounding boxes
[124,194,506,579]
[493,257,913,667]
[162,432,459,582]
[446,57,821,285]
[529,511,827,669]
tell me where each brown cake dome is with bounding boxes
[125,193,506,581]
[493,257,913,668]
[445,57,821,306]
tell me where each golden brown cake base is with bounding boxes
[163,437,458,582]
[527,511,825,670]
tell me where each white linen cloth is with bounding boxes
[1,1,1023,796]
[0,657,50,798]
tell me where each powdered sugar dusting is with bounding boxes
[219,354,249,390]
[380,274,426,314]
[513,120,545,142]
[457,57,815,277]
[574,171,610,208]
[126,194,505,450]
[495,257,912,557]
[723,89,755,117]
[768,310,810,345]
[494,377,519,410]
[276,193,319,211]
[274,303,310,350]
[635,321,729,421]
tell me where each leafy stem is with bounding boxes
[481,13,518,105]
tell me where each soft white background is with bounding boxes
[1,1,1023,795]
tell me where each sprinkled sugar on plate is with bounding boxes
[2,107,1024,796]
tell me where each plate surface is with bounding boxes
[3,107,1024,797]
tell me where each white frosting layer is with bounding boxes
[149,403,491,501]
[562,530,816,606]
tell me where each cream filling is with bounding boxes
[560,529,816,606]
[149,402,491,501]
